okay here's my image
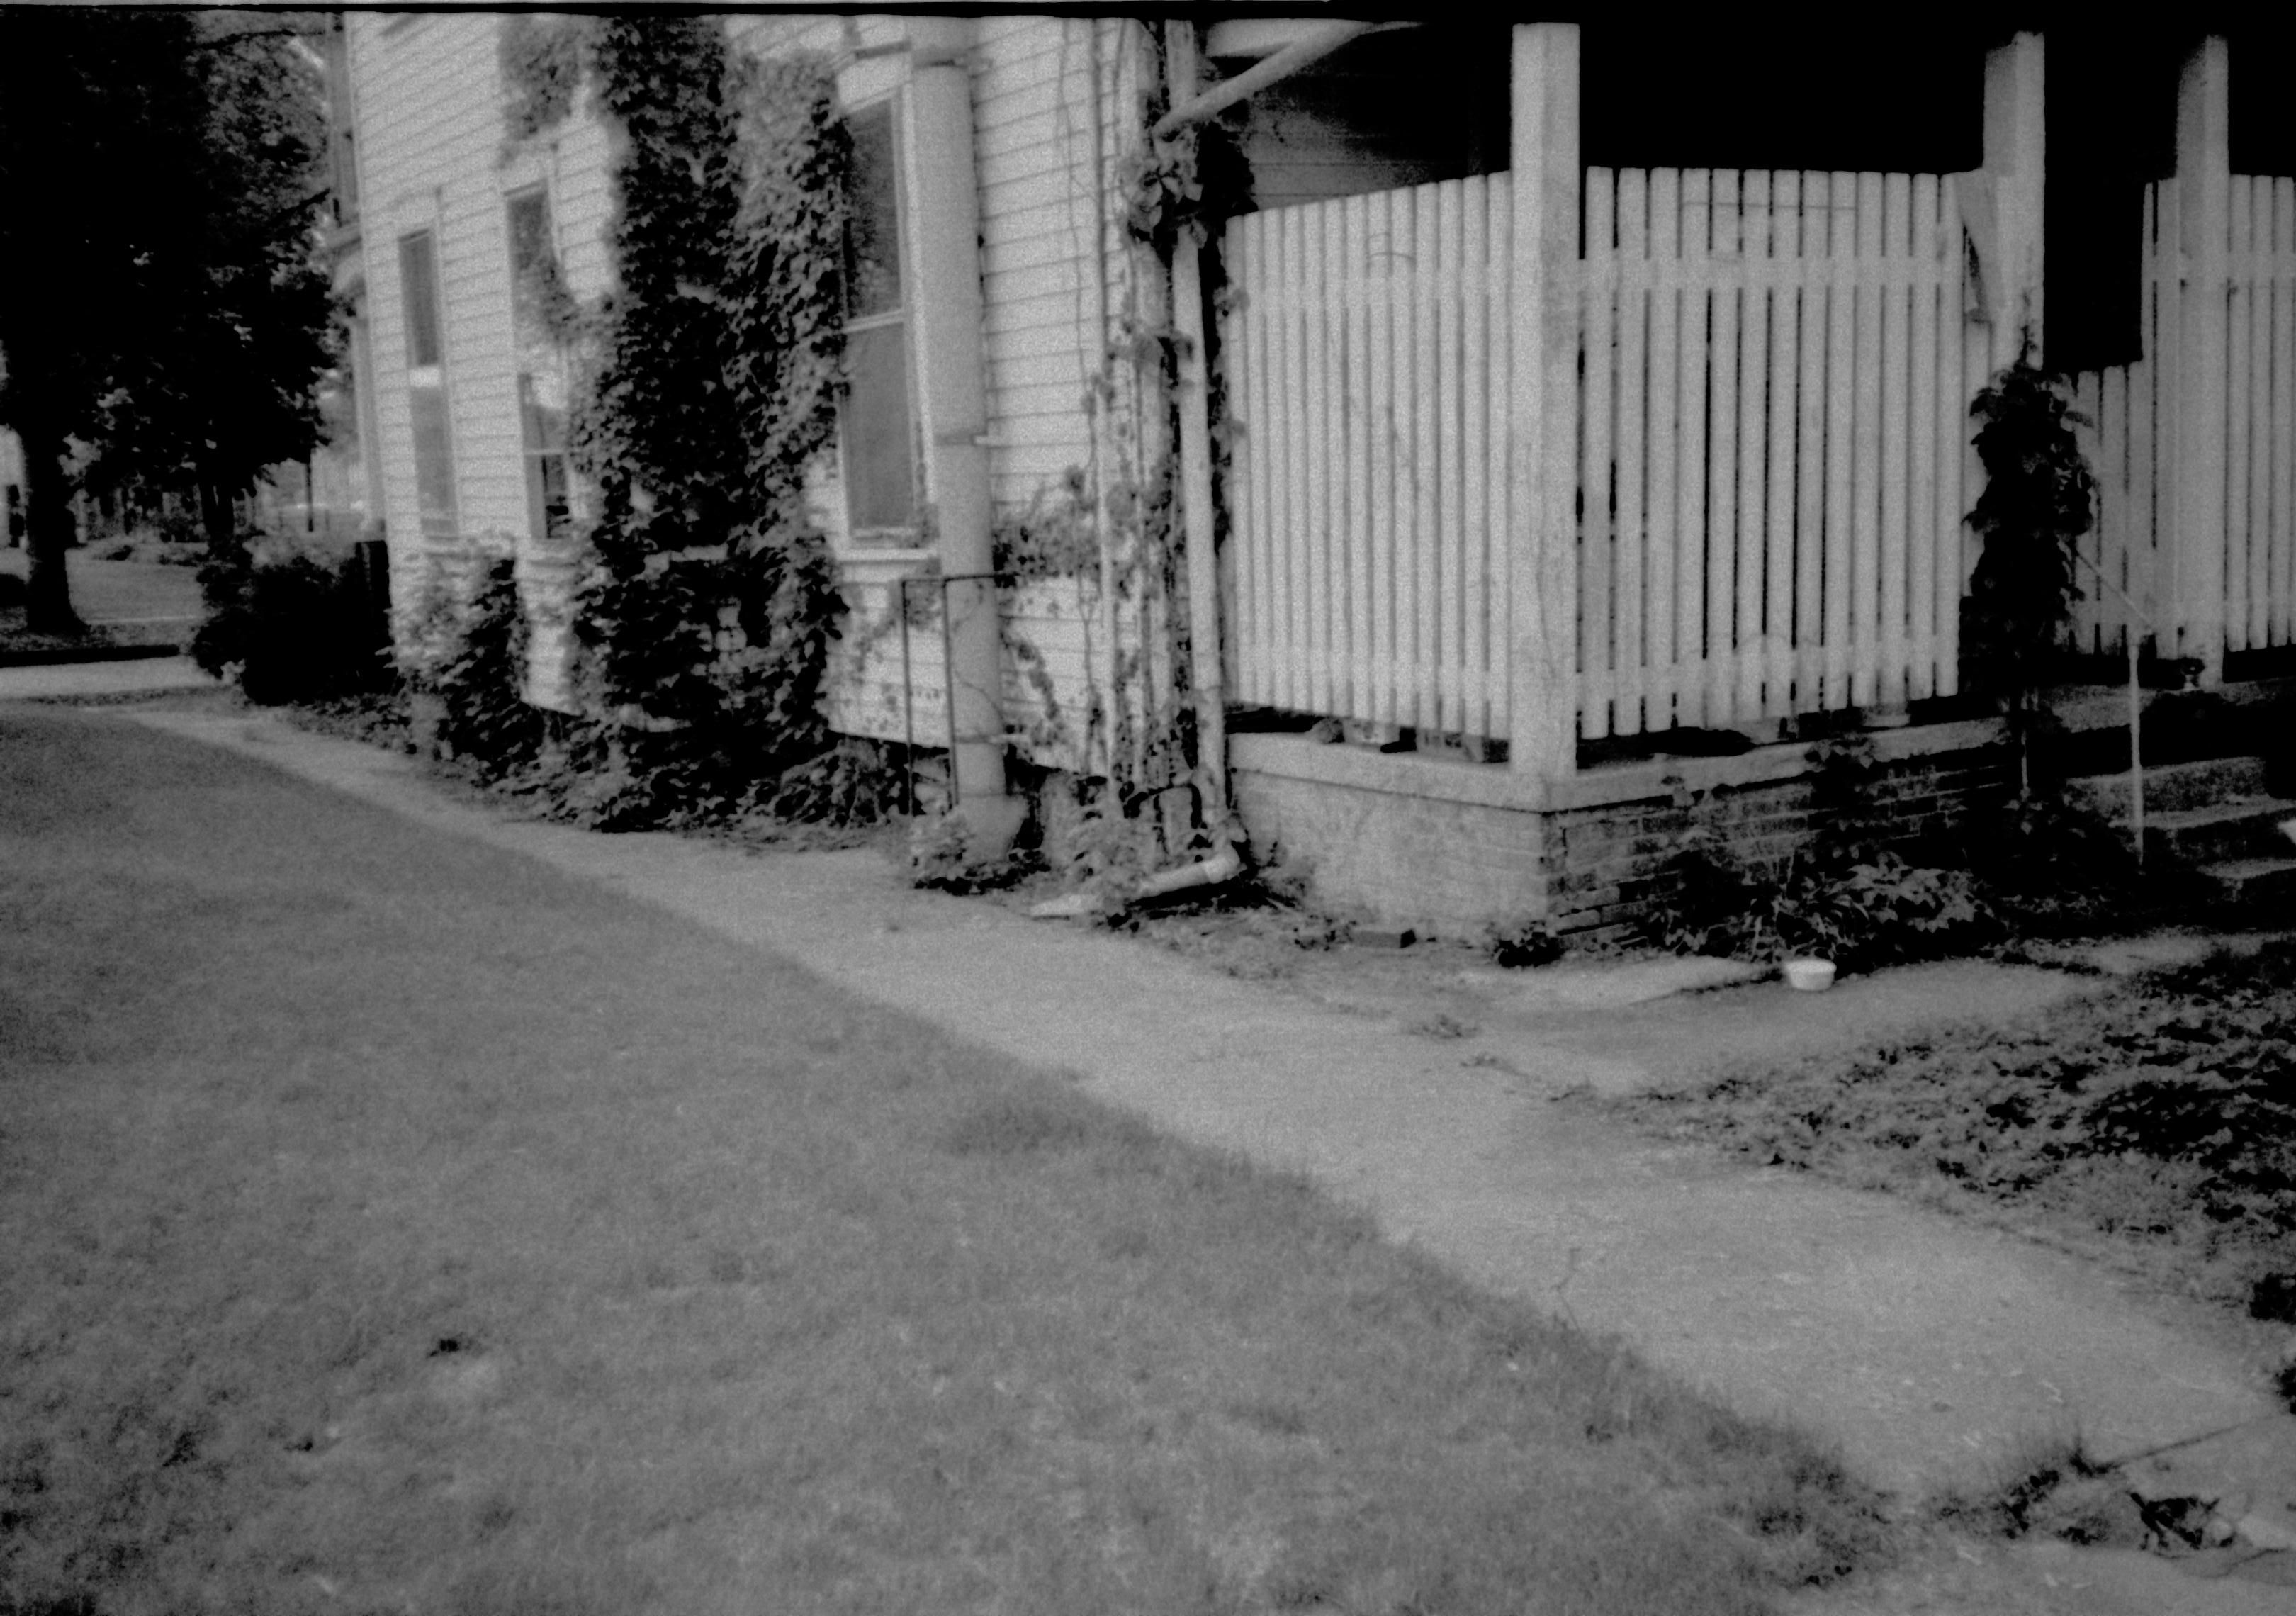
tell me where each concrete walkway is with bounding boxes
[111,706,2280,1488]
[0,654,215,700]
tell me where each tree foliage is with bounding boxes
[0,9,337,629]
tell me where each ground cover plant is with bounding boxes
[1611,941,2296,1326]
[0,707,1897,1615]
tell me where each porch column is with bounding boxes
[2171,35,2231,683]
[1163,20,1230,827]
[905,17,1022,846]
[1981,32,2047,370]
[1506,23,1581,781]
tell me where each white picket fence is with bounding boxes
[1578,167,1979,736]
[2071,176,2296,658]
[1222,165,1983,746]
[1222,175,1516,741]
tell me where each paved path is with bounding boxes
[0,655,215,700]
[114,705,2283,1523]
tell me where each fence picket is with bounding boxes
[1764,170,1801,713]
[1438,181,1467,732]
[1647,168,1682,729]
[1877,172,1911,708]
[1340,196,1369,716]
[1489,177,1513,739]
[1704,169,1743,726]
[1580,171,1618,738]
[1732,170,1770,722]
[1848,172,1885,708]
[1225,215,1258,701]
[1278,204,1310,712]
[2228,178,2254,652]
[1675,169,1712,728]
[1907,172,1940,693]
[1822,173,1857,709]
[2244,177,2273,651]
[1412,185,1441,732]
[1461,177,1492,735]
[1613,169,1650,738]
[1366,190,1397,726]
[2274,177,2296,644]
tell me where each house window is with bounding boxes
[398,229,457,537]
[506,186,573,544]
[840,99,918,540]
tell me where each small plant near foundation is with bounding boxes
[403,554,544,768]
[1645,748,1995,972]
[1487,919,1565,970]
[906,805,1044,894]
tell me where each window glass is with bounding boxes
[397,231,442,369]
[843,322,915,534]
[409,386,458,537]
[845,102,902,320]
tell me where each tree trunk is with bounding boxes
[198,472,237,558]
[19,422,85,636]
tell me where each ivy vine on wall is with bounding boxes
[446,16,855,828]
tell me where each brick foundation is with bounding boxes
[1229,721,2015,942]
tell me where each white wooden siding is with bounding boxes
[353,13,1161,763]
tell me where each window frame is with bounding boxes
[503,182,577,546]
[835,92,923,548]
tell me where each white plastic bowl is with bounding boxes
[1783,958,1837,992]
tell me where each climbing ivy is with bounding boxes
[497,14,588,152]
[442,16,856,829]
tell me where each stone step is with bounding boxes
[2064,755,2273,820]
[2200,854,2296,909]
[2132,798,2296,865]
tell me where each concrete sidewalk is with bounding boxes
[0,654,215,700]
[99,705,2292,1611]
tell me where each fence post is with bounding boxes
[1981,33,2047,371]
[1506,23,1581,782]
[2172,35,2231,684]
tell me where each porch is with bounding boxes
[1209,26,2296,935]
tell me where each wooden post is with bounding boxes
[2173,35,2231,683]
[1506,23,1581,781]
[1164,21,1231,827]
[1981,33,2046,370]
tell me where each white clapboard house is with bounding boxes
[332,14,2296,938]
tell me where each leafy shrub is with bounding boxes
[191,549,390,705]
[1487,919,1564,970]
[405,556,544,770]
[1652,844,1993,972]
[768,739,906,832]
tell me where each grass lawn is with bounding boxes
[0,707,1894,1616]
[1612,943,2296,1333]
